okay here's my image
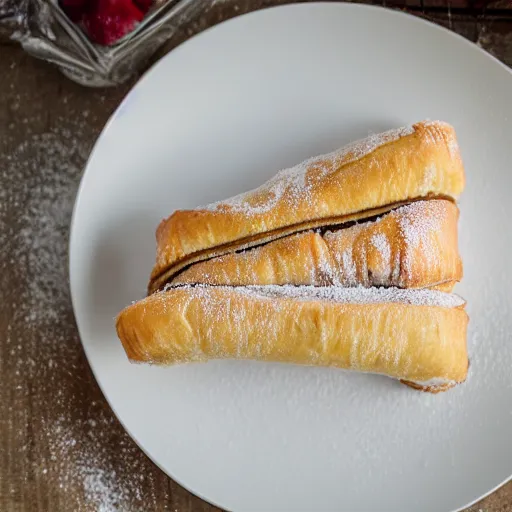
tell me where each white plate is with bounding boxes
[70,4,512,511]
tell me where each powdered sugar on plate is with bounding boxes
[371,233,391,269]
[409,377,456,388]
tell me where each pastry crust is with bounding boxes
[116,286,468,392]
[172,199,462,291]
[149,121,465,293]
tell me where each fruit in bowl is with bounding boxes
[59,0,154,46]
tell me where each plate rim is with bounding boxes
[69,3,512,511]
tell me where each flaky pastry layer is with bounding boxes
[116,286,468,392]
[172,199,462,291]
[149,121,465,292]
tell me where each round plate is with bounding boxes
[70,4,512,511]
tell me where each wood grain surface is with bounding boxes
[0,1,511,511]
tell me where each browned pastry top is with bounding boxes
[149,121,465,293]
[172,199,462,291]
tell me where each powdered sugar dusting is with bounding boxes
[165,284,465,308]
[0,132,86,327]
[397,201,445,280]
[339,243,358,286]
[420,120,461,163]
[203,125,414,215]
[420,163,437,196]
[315,239,337,284]
[239,285,464,308]
[1,121,158,511]
[410,377,456,388]
[371,233,391,269]
[178,199,458,290]
[44,412,150,512]
[447,136,460,160]
[323,200,454,288]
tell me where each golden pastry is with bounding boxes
[149,120,464,293]
[172,199,462,291]
[116,285,468,393]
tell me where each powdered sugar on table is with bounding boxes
[0,119,154,511]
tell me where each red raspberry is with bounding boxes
[132,0,153,13]
[82,0,145,46]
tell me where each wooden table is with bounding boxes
[0,1,511,510]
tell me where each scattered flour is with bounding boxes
[0,122,158,510]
